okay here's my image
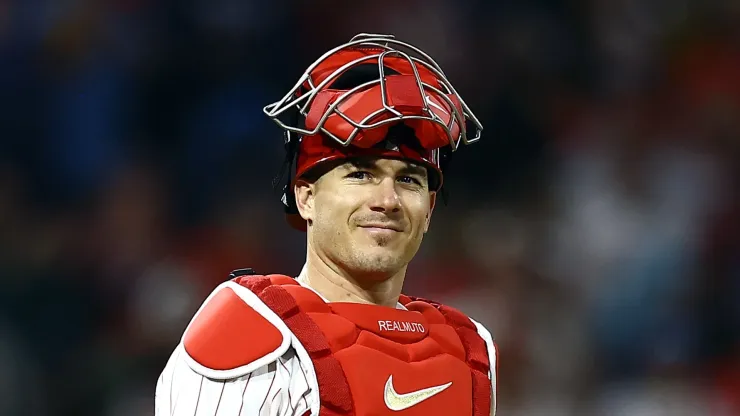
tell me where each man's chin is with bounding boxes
[361,243,403,259]
[350,250,406,281]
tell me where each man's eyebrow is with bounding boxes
[343,158,378,171]
[397,164,428,178]
[340,158,428,178]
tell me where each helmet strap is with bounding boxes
[438,147,453,206]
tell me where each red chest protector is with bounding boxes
[184,274,493,416]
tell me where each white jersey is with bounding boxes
[155,280,497,416]
[155,344,314,416]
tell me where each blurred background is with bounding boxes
[0,0,739,414]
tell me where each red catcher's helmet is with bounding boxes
[263,33,483,230]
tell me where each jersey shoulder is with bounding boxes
[467,317,497,370]
[180,277,294,380]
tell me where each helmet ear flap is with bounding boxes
[274,128,302,217]
[281,183,299,216]
[439,145,453,173]
[437,146,453,206]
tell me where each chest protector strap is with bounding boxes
[238,275,353,416]
[405,296,492,416]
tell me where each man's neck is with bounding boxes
[296,252,406,308]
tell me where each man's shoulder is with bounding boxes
[178,279,295,380]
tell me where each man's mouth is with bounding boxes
[358,224,402,232]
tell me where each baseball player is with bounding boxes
[155,33,497,416]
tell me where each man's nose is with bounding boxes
[369,178,401,213]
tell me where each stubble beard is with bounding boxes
[355,238,415,281]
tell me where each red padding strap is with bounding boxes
[237,275,355,415]
[406,295,492,416]
[386,75,425,111]
[438,304,492,416]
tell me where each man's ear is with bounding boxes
[424,192,436,233]
[294,179,316,223]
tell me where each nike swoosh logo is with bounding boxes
[384,375,452,411]
[425,95,449,117]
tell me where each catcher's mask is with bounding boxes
[263,33,483,231]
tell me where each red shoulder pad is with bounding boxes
[181,280,293,380]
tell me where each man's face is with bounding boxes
[295,157,435,281]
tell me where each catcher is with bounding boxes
[155,33,497,416]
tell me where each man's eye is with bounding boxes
[347,171,370,180]
[398,176,422,185]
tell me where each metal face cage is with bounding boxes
[263,33,483,154]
